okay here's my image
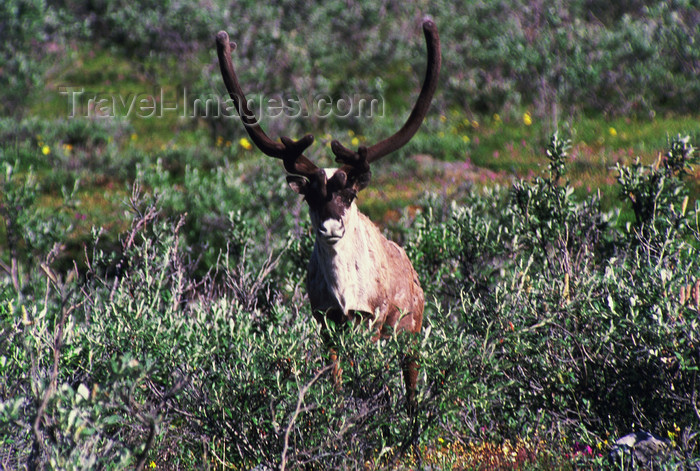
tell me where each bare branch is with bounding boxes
[28,263,78,469]
[280,365,333,471]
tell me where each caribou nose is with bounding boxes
[318,218,345,243]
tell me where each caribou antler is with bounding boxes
[216,19,440,193]
[215,31,320,179]
[331,20,441,176]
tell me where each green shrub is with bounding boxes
[0,0,50,115]
[404,134,699,466]
[0,0,86,116]
[2,133,699,468]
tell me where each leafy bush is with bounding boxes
[0,0,51,115]
[46,0,700,133]
[0,186,475,469]
[60,0,217,57]
[2,133,699,468]
[436,0,700,118]
[406,134,699,465]
[0,0,87,116]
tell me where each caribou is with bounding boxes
[215,20,441,408]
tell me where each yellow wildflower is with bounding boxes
[351,137,360,146]
[130,133,138,141]
[471,120,479,129]
[461,135,470,144]
[439,115,447,123]
[523,112,532,126]
[608,127,617,137]
[239,137,252,150]
[149,461,156,468]
[493,113,502,123]
[41,145,50,155]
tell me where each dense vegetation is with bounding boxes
[4,0,700,120]
[1,0,700,468]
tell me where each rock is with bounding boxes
[609,431,676,469]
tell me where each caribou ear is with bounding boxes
[352,170,371,192]
[287,175,308,194]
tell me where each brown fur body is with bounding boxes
[307,209,424,336]
[302,189,424,404]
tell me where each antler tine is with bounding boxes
[215,31,319,177]
[331,19,441,167]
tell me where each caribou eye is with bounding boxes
[342,190,357,205]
